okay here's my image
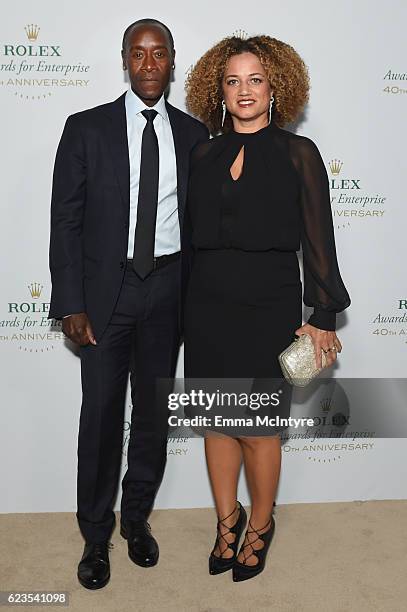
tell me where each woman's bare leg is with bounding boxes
[237,435,281,565]
[205,433,243,558]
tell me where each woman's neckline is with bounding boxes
[229,121,275,139]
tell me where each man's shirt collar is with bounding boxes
[126,88,168,121]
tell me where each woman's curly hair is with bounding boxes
[185,35,310,135]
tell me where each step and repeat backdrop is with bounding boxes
[1,0,406,513]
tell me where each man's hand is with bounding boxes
[62,313,97,346]
[294,323,342,369]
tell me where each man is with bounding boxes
[48,18,208,589]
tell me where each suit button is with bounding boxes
[119,261,124,269]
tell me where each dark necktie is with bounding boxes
[132,109,159,279]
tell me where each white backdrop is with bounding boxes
[1,0,406,513]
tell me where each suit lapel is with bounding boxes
[104,93,130,211]
[166,102,189,225]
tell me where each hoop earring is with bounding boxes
[269,96,274,124]
[221,100,226,128]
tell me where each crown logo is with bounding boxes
[28,282,43,299]
[25,24,40,41]
[328,159,343,176]
[321,397,332,413]
[232,29,249,40]
[184,63,194,78]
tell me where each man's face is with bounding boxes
[122,24,174,104]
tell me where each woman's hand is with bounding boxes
[294,323,342,369]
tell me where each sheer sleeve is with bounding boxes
[290,136,351,331]
[189,138,215,171]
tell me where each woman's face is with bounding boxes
[222,52,272,126]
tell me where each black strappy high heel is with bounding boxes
[209,501,247,575]
[232,515,275,582]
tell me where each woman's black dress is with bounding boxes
[183,121,350,435]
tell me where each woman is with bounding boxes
[183,35,351,582]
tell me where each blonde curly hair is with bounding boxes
[185,35,310,135]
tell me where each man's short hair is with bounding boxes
[122,19,174,53]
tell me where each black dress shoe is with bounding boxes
[120,520,159,567]
[77,541,112,590]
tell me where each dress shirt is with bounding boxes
[125,88,179,258]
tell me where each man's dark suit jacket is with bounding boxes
[48,92,209,341]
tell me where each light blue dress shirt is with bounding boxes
[125,88,179,258]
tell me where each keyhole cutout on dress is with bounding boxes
[229,145,245,182]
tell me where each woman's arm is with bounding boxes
[290,135,351,366]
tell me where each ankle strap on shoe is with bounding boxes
[247,517,272,535]
[213,502,241,559]
[216,502,239,526]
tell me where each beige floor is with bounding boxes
[1,501,406,612]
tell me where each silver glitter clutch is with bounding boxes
[278,333,327,387]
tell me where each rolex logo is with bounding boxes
[28,282,43,299]
[232,29,249,40]
[185,63,194,78]
[329,159,343,176]
[24,24,40,41]
[321,397,332,413]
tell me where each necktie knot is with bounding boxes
[141,109,158,123]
